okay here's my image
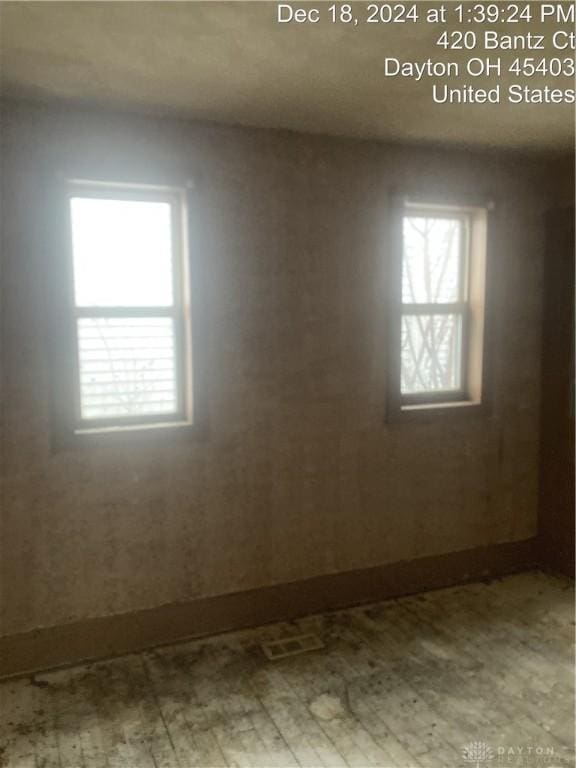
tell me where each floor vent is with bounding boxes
[261,633,325,660]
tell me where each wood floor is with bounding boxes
[1,571,574,768]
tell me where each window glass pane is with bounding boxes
[71,197,173,307]
[402,216,462,304]
[77,317,178,420]
[401,314,462,394]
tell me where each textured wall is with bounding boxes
[0,102,558,637]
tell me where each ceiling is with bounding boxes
[1,1,574,152]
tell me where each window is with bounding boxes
[64,182,192,435]
[389,199,489,416]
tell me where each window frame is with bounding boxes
[386,194,491,422]
[400,206,471,406]
[51,178,200,447]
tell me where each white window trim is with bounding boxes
[65,180,193,435]
[386,195,491,421]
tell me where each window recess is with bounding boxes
[57,181,194,440]
[387,198,490,419]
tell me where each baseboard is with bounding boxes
[0,537,537,679]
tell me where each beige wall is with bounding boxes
[0,102,565,638]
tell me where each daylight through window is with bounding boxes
[398,202,487,409]
[68,184,191,431]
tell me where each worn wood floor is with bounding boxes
[1,571,574,768]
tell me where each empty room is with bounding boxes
[0,2,574,767]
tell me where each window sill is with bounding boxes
[52,420,207,452]
[75,419,193,436]
[387,399,488,425]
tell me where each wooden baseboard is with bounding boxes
[0,537,537,679]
